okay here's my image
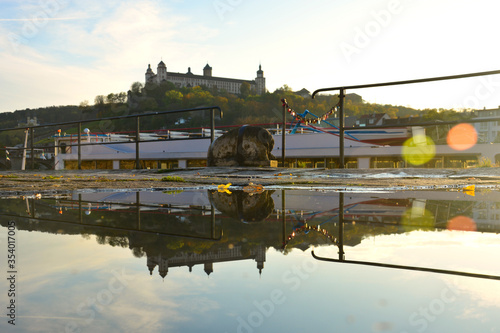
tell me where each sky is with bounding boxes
[1,0,500,113]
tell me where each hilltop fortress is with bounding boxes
[145,61,266,95]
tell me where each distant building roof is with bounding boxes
[294,88,311,98]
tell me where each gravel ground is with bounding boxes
[1,167,500,196]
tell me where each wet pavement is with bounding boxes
[1,167,500,196]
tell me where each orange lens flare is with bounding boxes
[447,216,477,231]
[447,123,477,151]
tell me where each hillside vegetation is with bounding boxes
[0,81,471,148]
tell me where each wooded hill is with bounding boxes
[0,81,472,148]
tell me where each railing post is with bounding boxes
[21,129,28,171]
[135,116,141,169]
[338,88,345,169]
[30,127,35,170]
[211,205,216,239]
[78,194,82,225]
[136,192,141,230]
[282,101,286,167]
[281,189,286,244]
[338,192,345,260]
[210,108,215,144]
[77,122,82,170]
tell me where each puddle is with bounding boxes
[1,188,500,332]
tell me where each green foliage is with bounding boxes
[0,78,476,146]
[240,82,251,98]
[130,81,143,94]
[164,90,183,106]
[476,157,494,167]
[161,176,186,182]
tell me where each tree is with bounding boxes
[94,95,105,106]
[130,82,143,95]
[240,82,251,98]
[140,97,158,111]
[278,84,293,92]
[184,86,214,107]
[79,100,89,109]
[116,92,127,103]
[164,90,183,106]
[106,93,118,104]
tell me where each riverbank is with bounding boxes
[1,167,500,196]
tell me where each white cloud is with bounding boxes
[1,0,500,112]
[0,0,222,112]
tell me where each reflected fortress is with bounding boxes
[147,245,266,278]
[1,188,500,279]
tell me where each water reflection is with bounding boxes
[312,192,500,280]
[1,189,500,280]
[1,189,500,332]
[208,189,275,223]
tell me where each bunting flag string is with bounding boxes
[281,223,338,250]
[281,98,340,125]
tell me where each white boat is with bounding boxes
[51,124,500,170]
[52,126,385,170]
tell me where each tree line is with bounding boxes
[0,80,474,149]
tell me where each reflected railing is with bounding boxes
[310,192,500,281]
[0,192,223,241]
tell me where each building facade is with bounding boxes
[473,107,500,143]
[145,61,266,95]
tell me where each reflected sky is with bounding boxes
[1,188,500,333]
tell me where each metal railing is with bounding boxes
[306,69,500,168]
[0,106,222,170]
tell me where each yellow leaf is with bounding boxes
[463,185,475,197]
[217,183,232,194]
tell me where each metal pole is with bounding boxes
[211,205,216,239]
[31,198,36,219]
[77,122,82,170]
[21,129,28,171]
[30,127,35,169]
[338,89,345,169]
[210,108,215,144]
[136,191,141,230]
[79,194,82,225]
[282,102,286,167]
[281,189,286,244]
[135,116,140,169]
[338,192,345,260]
[312,69,500,98]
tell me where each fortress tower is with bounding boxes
[255,64,265,95]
